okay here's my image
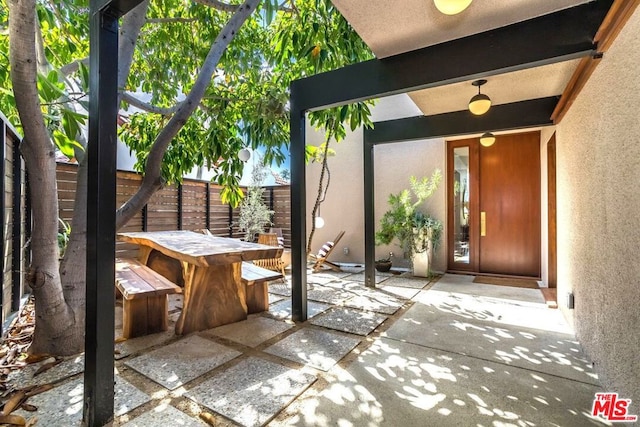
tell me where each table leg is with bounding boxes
[175,262,248,335]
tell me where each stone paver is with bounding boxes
[125,335,240,390]
[122,404,206,427]
[205,316,293,348]
[310,307,388,336]
[186,357,316,427]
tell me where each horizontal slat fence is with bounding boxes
[2,115,28,326]
[55,163,291,260]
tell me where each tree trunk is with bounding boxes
[306,135,332,255]
[9,0,81,355]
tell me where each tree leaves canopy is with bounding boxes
[1,0,374,206]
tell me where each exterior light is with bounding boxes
[238,148,251,162]
[469,79,491,115]
[480,132,496,147]
[434,0,472,15]
[315,216,325,229]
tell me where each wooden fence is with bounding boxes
[0,111,291,327]
[1,114,29,326]
[56,163,292,260]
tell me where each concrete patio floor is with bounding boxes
[10,271,610,426]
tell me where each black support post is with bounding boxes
[84,4,119,425]
[289,90,307,321]
[363,141,376,288]
[228,204,233,237]
[205,182,211,230]
[177,184,183,230]
[0,124,5,318]
[141,205,148,231]
[11,138,23,311]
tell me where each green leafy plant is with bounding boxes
[237,158,273,242]
[57,218,71,258]
[375,170,443,261]
[237,187,273,242]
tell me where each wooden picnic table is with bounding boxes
[117,230,283,335]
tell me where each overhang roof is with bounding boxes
[330,0,604,120]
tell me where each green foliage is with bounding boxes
[57,218,71,258]
[375,170,443,257]
[4,0,376,208]
[237,186,273,242]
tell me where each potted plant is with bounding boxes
[237,186,273,242]
[375,252,393,272]
[237,158,274,242]
[375,170,443,277]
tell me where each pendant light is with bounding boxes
[238,147,251,162]
[469,79,491,115]
[434,0,472,15]
[480,132,496,147]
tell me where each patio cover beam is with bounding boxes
[86,0,144,425]
[290,0,611,321]
[290,0,611,112]
[366,97,558,145]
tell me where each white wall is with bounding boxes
[305,95,447,272]
[555,7,640,409]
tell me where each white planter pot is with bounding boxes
[412,250,430,277]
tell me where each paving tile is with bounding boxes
[125,335,240,390]
[269,281,292,297]
[169,294,184,313]
[268,293,285,304]
[204,316,293,347]
[9,354,84,389]
[307,273,340,285]
[264,328,361,371]
[186,357,316,427]
[273,337,604,427]
[116,329,177,360]
[14,376,149,426]
[343,289,406,315]
[268,299,331,321]
[122,403,206,426]
[377,284,421,300]
[306,284,353,305]
[382,276,431,289]
[310,307,388,336]
[342,272,390,285]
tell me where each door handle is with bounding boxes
[481,211,486,236]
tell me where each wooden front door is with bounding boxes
[447,131,541,277]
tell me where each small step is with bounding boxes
[540,288,558,309]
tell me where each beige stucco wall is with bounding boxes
[555,7,640,409]
[305,96,447,272]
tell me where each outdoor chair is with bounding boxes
[311,231,345,273]
[253,233,287,280]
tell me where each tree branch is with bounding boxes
[116,0,262,229]
[147,17,199,24]
[194,0,293,13]
[120,92,182,115]
[59,57,89,76]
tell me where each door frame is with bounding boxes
[447,138,479,273]
[447,133,542,278]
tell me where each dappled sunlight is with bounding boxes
[272,337,607,426]
[386,294,599,386]
[413,289,573,335]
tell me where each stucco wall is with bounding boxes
[305,95,447,272]
[555,7,640,409]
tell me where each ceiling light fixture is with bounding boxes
[480,132,496,147]
[469,79,491,115]
[238,147,251,162]
[434,0,472,15]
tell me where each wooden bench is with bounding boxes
[115,258,182,339]
[241,262,284,314]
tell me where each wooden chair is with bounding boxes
[311,231,345,273]
[253,233,286,280]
